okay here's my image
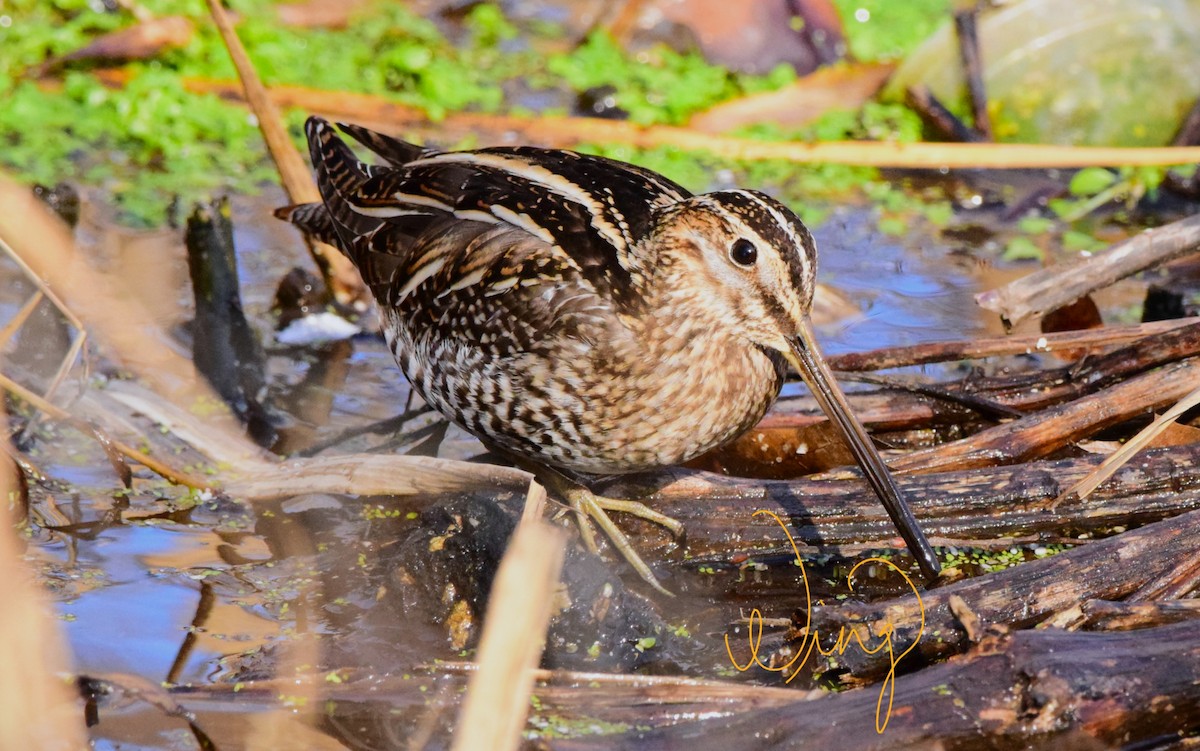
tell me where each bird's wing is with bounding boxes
[278,117,684,349]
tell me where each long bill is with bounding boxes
[785,317,941,582]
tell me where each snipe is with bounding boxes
[278,117,940,592]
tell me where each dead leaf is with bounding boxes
[31,16,194,75]
[689,63,895,133]
[275,0,370,29]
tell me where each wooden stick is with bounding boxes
[451,521,566,751]
[953,7,992,140]
[977,212,1200,328]
[203,0,367,307]
[905,85,984,143]
[1081,599,1200,630]
[603,620,1200,749]
[0,371,208,489]
[84,70,1200,168]
[826,319,1195,371]
[889,358,1200,474]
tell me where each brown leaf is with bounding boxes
[33,16,194,75]
[275,0,370,29]
[689,62,895,133]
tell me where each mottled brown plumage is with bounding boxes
[278,117,939,588]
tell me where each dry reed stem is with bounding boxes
[0,368,208,489]
[0,405,88,749]
[0,292,45,348]
[81,71,1200,168]
[98,381,530,498]
[521,480,548,526]
[0,234,90,408]
[451,521,566,751]
[203,0,367,307]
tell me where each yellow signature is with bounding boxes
[724,510,926,733]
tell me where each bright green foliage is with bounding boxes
[1002,236,1044,262]
[0,0,952,230]
[547,33,797,126]
[0,1,823,225]
[831,0,951,61]
[1068,167,1119,197]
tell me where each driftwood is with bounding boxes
[790,506,1200,680]
[777,318,1200,434]
[706,321,1200,476]
[888,357,1200,473]
[116,619,1200,750]
[607,442,1200,560]
[977,212,1200,328]
[825,319,1193,372]
[1081,599,1200,630]
[562,620,1200,750]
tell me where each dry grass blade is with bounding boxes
[977,213,1200,328]
[0,371,206,489]
[1053,379,1200,506]
[0,292,45,347]
[83,71,1200,168]
[203,0,367,307]
[0,235,90,442]
[451,521,566,751]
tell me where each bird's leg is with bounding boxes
[522,463,682,596]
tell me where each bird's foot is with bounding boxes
[538,474,681,597]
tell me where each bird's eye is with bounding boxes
[729,238,757,267]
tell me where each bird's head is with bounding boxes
[648,188,818,355]
[648,188,940,580]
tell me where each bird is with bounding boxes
[277,116,940,592]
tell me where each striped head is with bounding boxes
[647,189,818,356]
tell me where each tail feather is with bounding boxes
[273,202,339,247]
[277,117,441,292]
[336,121,437,166]
[300,116,389,263]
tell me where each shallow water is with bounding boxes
[4,187,1148,747]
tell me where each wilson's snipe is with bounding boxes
[279,116,940,591]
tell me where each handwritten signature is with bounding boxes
[724,510,926,733]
